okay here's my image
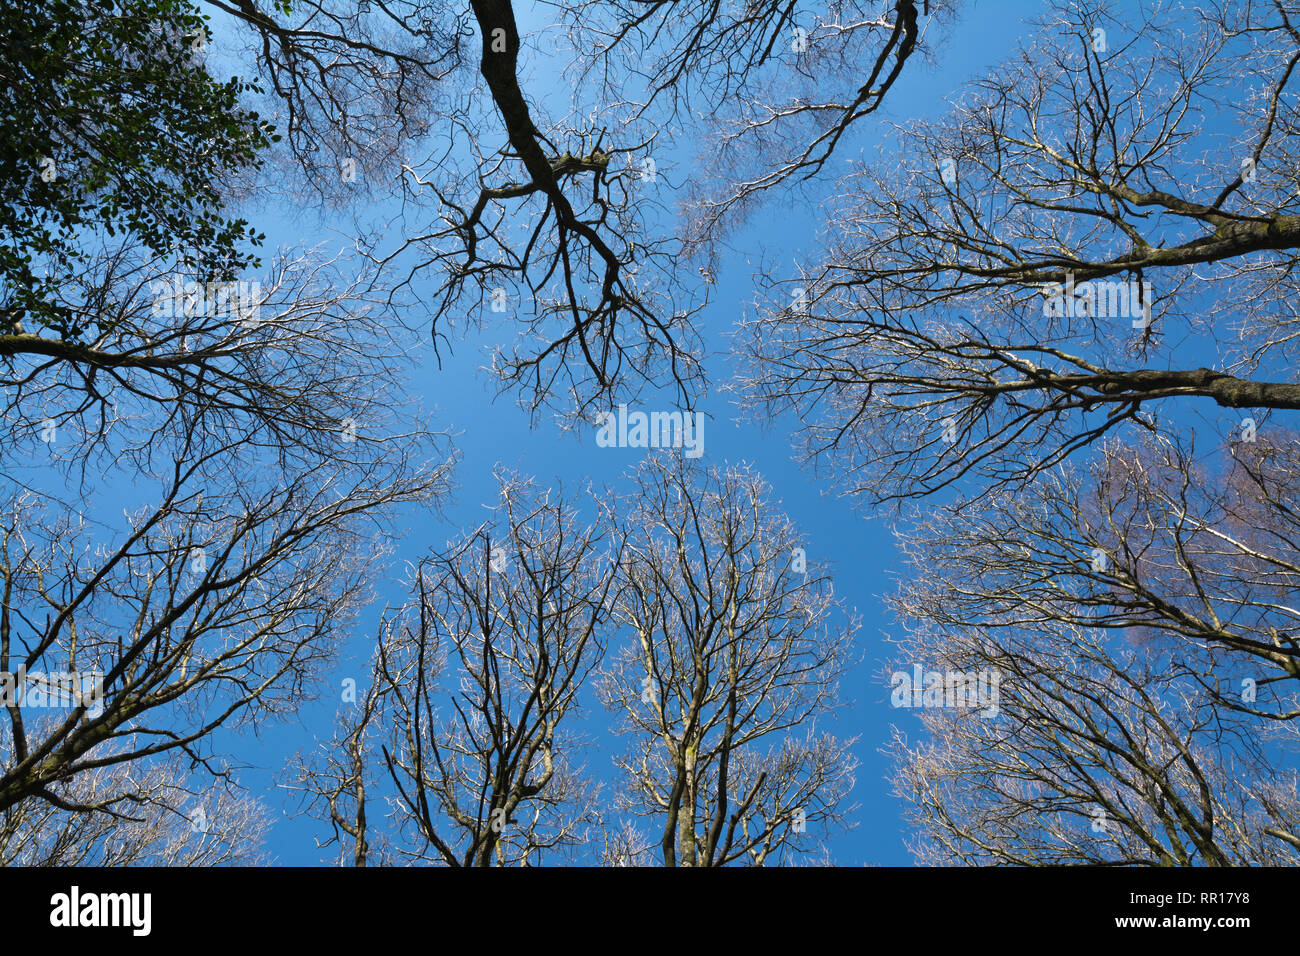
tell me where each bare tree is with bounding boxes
[600,456,859,866]
[359,0,706,418]
[0,439,451,824]
[292,670,388,867]
[8,0,957,435]
[724,0,1300,867]
[885,425,1300,864]
[1,0,469,863]
[561,0,953,267]
[886,615,1300,865]
[0,755,273,866]
[0,223,456,847]
[597,816,657,867]
[740,0,1300,504]
[295,472,619,866]
[891,431,1300,721]
[365,1,954,416]
[205,0,470,204]
[1,243,433,485]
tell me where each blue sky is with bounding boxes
[194,0,1049,865]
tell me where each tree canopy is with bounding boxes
[1,0,1297,869]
